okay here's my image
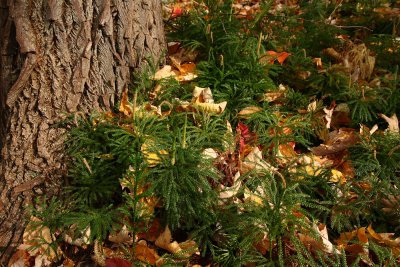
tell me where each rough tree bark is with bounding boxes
[0,0,166,263]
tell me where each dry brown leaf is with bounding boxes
[8,249,30,267]
[254,234,275,255]
[241,146,276,174]
[155,226,180,254]
[202,148,219,159]
[367,225,400,257]
[324,107,334,129]
[219,172,241,199]
[193,86,214,103]
[316,224,340,254]
[155,226,198,258]
[63,226,91,247]
[62,258,76,267]
[136,218,162,242]
[20,216,58,260]
[109,225,133,245]
[311,128,359,156]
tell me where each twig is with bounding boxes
[388,144,400,157]
[332,25,373,32]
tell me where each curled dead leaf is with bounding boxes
[380,113,399,133]
[238,106,263,119]
[155,226,198,258]
[192,101,227,114]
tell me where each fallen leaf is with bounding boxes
[380,113,399,133]
[141,139,168,167]
[238,106,263,119]
[8,250,30,267]
[192,102,227,114]
[313,57,323,69]
[136,218,162,242]
[241,146,276,174]
[193,86,214,103]
[155,226,197,258]
[105,258,132,267]
[109,225,133,245]
[202,148,219,159]
[153,65,178,80]
[324,107,334,129]
[317,224,340,254]
[20,216,58,260]
[260,51,291,65]
[299,223,340,254]
[219,172,241,199]
[134,242,160,265]
[119,90,133,117]
[311,129,359,156]
[330,169,346,184]
[34,255,52,267]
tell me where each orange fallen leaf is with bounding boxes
[134,243,160,265]
[119,91,133,117]
[260,51,291,65]
[357,227,368,244]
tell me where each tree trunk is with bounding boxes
[0,0,166,263]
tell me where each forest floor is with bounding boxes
[9,1,400,266]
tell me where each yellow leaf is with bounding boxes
[330,169,346,184]
[192,102,227,114]
[141,140,168,167]
[238,106,263,119]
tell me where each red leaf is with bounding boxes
[236,122,257,156]
[171,7,183,18]
[106,258,132,267]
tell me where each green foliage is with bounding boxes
[148,113,221,230]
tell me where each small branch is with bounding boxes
[82,158,92,174]
[332,25,373,32]
[272,169,287,188]
[388,144,400,157]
